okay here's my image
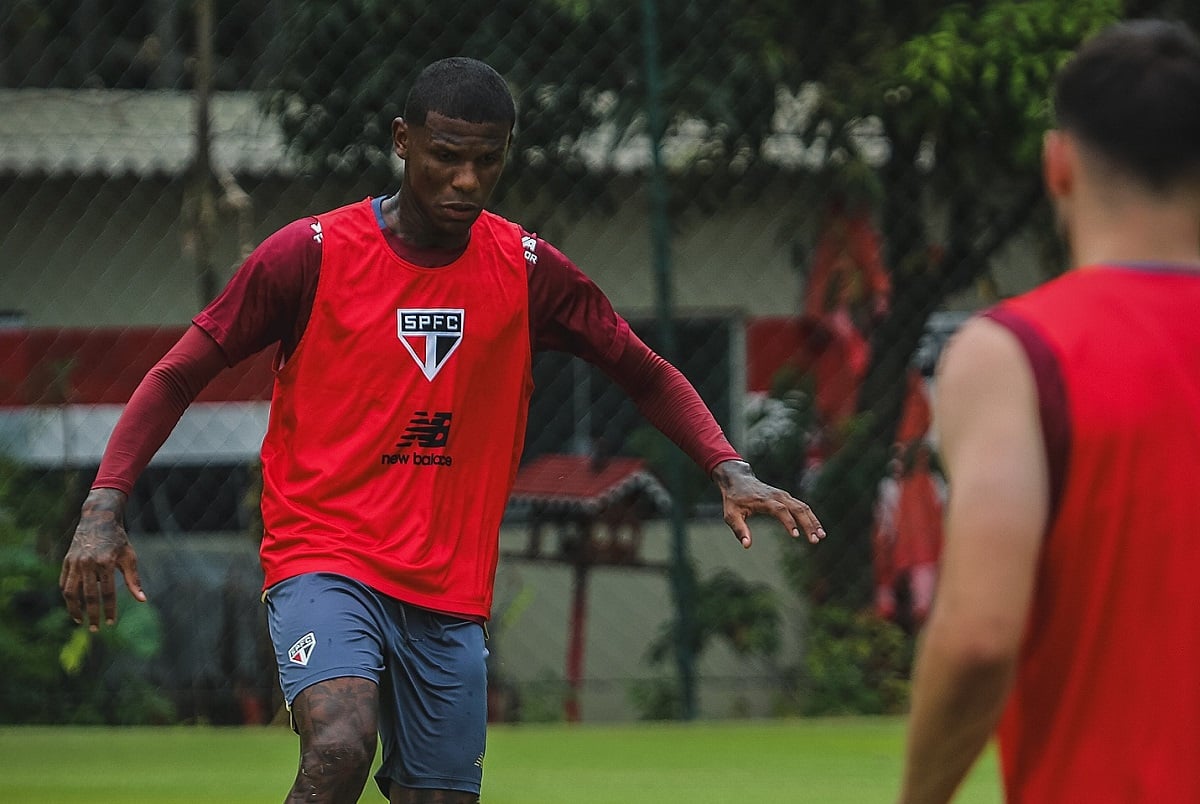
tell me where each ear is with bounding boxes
[392,118,409,160]
[1042,129,1075,200]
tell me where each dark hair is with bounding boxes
[404,57,516,131]
[1054,19,1200,191]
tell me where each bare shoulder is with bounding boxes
[934,314,1042,478]
[936,315,1031,398]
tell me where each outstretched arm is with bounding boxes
[601,333,824,548]
[61,217,318,629]
[524,232,824,547]
[60,325,228,630]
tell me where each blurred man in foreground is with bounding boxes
[898,19,1200,804]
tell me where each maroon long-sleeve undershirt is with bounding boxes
[92,323,739,494]
[92,210,740,494]
[92,326,227,494]
[606,334,740,474]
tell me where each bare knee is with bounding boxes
[288,677,379,803]
[298,733,376,789]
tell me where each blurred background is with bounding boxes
[2,0,1194,727]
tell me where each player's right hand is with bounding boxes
[60,488,146,631]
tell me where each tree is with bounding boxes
[792,0,1200,606]
[634,567,781,719]
[0,0,275,90]
[788,0,1125,606]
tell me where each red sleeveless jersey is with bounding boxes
[990,266,1200,803]
[258,200,533,618]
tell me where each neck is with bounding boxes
[1068,195,1200,270]
[380,192,470,251]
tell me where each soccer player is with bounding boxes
[59,58,825,804]
[897,19,1200,803]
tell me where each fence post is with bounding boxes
[639,0,696,721]
[190,0,218,305]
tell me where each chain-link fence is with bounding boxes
[2,0,1192,726]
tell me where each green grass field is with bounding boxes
[1,717,1001,803]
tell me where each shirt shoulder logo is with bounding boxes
[397,309,464,380]
[522,234,539,266]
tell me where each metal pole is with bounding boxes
[565,559,589,723]
[640,0,695,721]
[192,0,218,303]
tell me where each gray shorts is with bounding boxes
[264,572,488,795]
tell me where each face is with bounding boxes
[393,111,511,246]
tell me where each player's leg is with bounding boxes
[265,572,389,803]
[374,601,488,804]
[290,677,380,803]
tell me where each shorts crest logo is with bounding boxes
[289,632,316,667]
[397,309,464,380]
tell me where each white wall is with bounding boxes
[1,172,1050,330]
[492,517,810,722]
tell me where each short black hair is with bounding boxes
[1054,19,1200,191]
[404,57,516,131]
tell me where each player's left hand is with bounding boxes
[711,459,826,548]
[60,488,145,631]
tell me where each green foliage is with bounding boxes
[898,0,1121,172]
[625,425,715,513]
[791,1,1126,609]
[517,674,571,724]
[793,418,891,610]
[635,602,912,720]
[634,567,782,719]
[267,0,816,217]
[645,568,782,667]
[798,606,912,716]
[628,675,685,721]
[742,382,817,494]
[0,457,66,540]
[0,458,73,721]
[267,0,629,208]
[0,540,75,722]
[0,459,173,725]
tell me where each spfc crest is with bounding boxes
[288,632,316,667]
[397,309,465,381]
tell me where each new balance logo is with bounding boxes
[399,411,452,449]
[381,410,454,467]
[310,221,323,243]
[398,309,464,380]
[289,632,316,667]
